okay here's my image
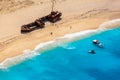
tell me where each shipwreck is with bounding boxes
[21,0,62,33]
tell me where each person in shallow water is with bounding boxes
[88,50,96,54]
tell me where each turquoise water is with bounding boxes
[0,27,120,80]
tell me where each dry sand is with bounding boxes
[0,0,120,62]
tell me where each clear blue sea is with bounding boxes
[0,27,120,80]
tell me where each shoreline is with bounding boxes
[0,29,100,69]
[0,19,120,69]
[0,12,120,68]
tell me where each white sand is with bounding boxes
[0,0,120,62]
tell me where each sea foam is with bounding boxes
[99,19,120,29]
[0,19,120,69]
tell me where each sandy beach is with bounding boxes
[0,0,120,63]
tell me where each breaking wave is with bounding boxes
[0,19,120,69]
[99,19,120,29]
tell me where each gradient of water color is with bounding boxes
[0,27,120,80]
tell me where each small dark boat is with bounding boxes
[92,39,104,48]
[88,50,96,54]
[93,39,100,44]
